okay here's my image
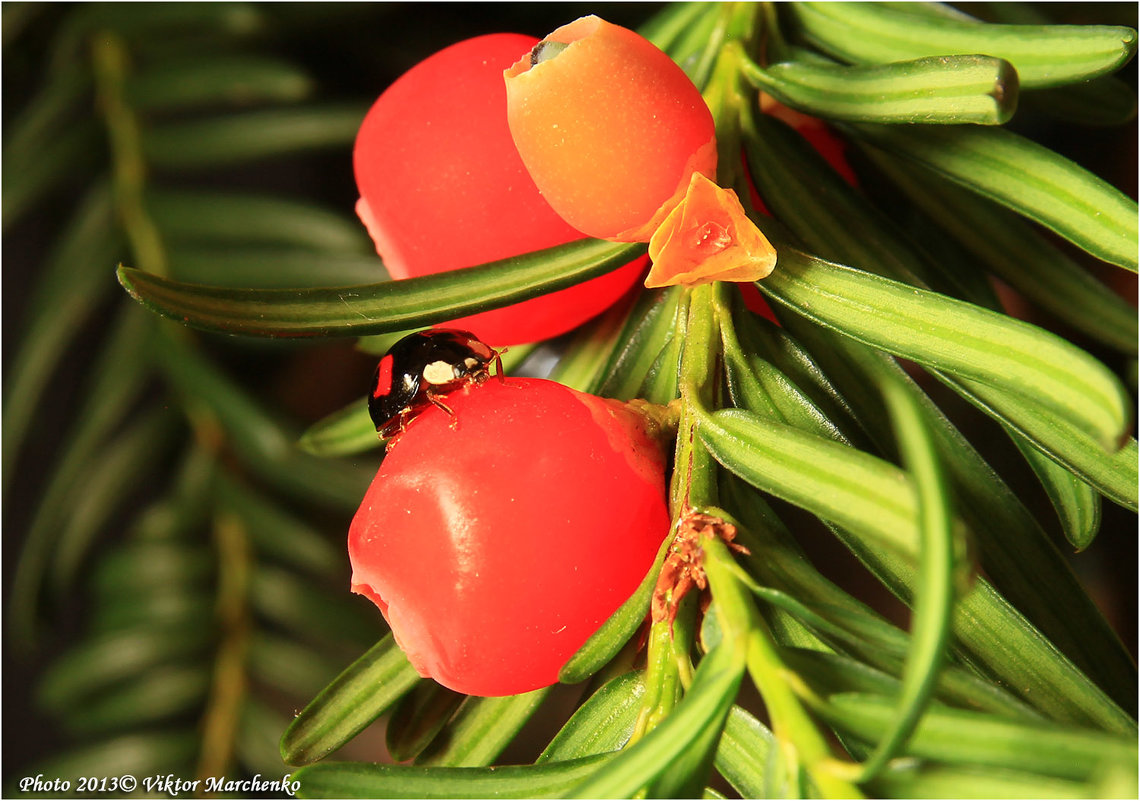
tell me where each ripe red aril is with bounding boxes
[348,377,671,697]
[353,33,647,347]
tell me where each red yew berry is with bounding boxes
[348,377,671,697]
[504,16,777,288]
[353,33,647,347]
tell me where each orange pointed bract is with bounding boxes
[645,173,776,288]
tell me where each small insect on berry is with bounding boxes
[369,329,503,438]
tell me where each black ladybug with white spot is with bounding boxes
[369,329,502,438]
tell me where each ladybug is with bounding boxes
[369,329,502,438]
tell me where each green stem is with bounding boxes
[673,284,722,514]
[703,38,751,194]
[631,284,724,747]
[630,618,683,744]
[703,538,865,799]
[680,282,862,796]
[672,595,699,691]
[197,511,253,782]
[91,31,167,277]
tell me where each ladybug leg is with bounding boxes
[380,408,415,446]
[492,347,507,384]
[426,392,459,429]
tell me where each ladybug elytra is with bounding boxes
[369,329,501,438]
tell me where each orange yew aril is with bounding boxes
[504,16,717,243]
[504,16,777,288]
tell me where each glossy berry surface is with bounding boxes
[504,16,717,243]
[504,16,775,288]
[368,329,498,438]
[349,377,670,697]
[353,33,646,347]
